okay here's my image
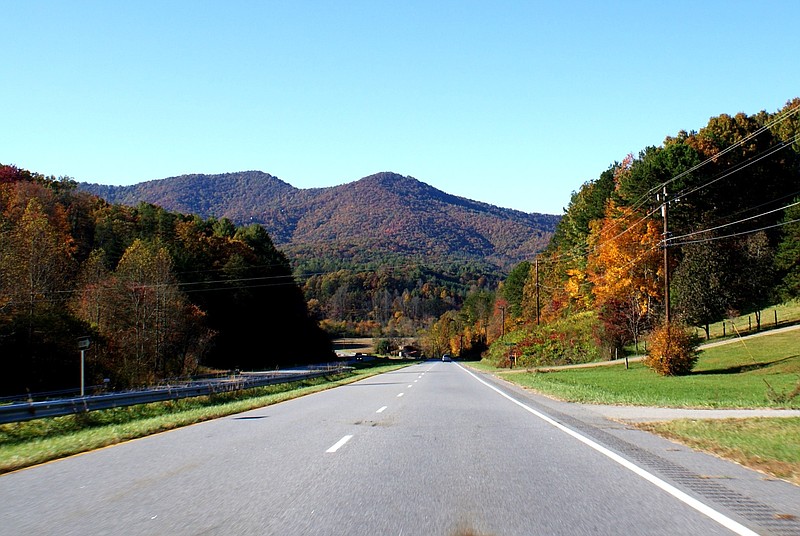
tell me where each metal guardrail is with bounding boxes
[0,366,348,424]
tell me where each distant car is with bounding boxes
[441,354,452,362]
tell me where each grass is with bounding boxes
[639,418,800,486]
[701,299,800,340]
[498,329,800,409]
[0,360,411,474]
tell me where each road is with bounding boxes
[2,361,799,535]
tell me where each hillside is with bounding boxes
[81,171,560,269]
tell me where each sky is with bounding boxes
[2,1,799,215]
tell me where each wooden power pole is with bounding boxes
[661,186,671,325]
[535,258,540,326]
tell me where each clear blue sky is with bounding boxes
[3,1,798,215]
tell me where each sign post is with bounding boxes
[77,337,91,397]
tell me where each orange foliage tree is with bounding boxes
[586,201,663,350]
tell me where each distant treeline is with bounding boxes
[295,254,499,338]
[0,165,332,396]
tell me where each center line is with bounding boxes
[397,392,404,398]
[326,435,353,453]
[376,406,387,413]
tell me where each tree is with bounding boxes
[672,240,735,339]
[775,198,800,299]
[731,232,775,331]
[461,288,494,342]
[586,202,662,350]
[502,261,530,319]
[99,240,198,385]
[0,198,73,316]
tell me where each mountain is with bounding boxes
[80,171,560,269]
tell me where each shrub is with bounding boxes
[645,322,700,376]
[483,311,605,368]
[373,338,394,356]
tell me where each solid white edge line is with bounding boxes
[376,406,387,413]
[326,435,353,453]
[457,364,759,536]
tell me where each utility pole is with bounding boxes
[661,186,671,325]
[499,306,505,340]
[535,258,541,326]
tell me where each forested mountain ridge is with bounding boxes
[80,171,560,269]
[82,171,299,239]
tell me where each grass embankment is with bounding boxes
[484,329,800,484]
[0,360,411,474]
[701,299,800,340]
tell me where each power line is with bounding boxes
[645,103,800,199]
[539,109,800,270]
[668,217,800,247]
[665,200,800,244]
[672,133,800,204]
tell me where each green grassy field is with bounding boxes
[0,360,411,474]
[499,329,800,408]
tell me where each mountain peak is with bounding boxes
[80,170,560,268]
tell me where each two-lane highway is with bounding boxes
[1,361,797,535]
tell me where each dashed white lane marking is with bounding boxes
[326,435,353,453]
[414,380,418,383]
[458,364,760,536]
[397,392,404,398]
[407,384,413,388]
[376,406,387,413]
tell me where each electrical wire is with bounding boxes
[539,109,800,269]
[665,199,800,243]
[667,217,800,247]
[645,103,800,199]
[672,132,800,204]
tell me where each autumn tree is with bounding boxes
[586,202,662,350]
[0,198,74,314]
[91,240,207,385]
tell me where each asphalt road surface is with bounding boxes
[2,361,799,535]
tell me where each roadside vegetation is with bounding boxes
[495,329,800,408]
[476,329,800,484]
[640,418,800,485]
[0,360,410,474]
